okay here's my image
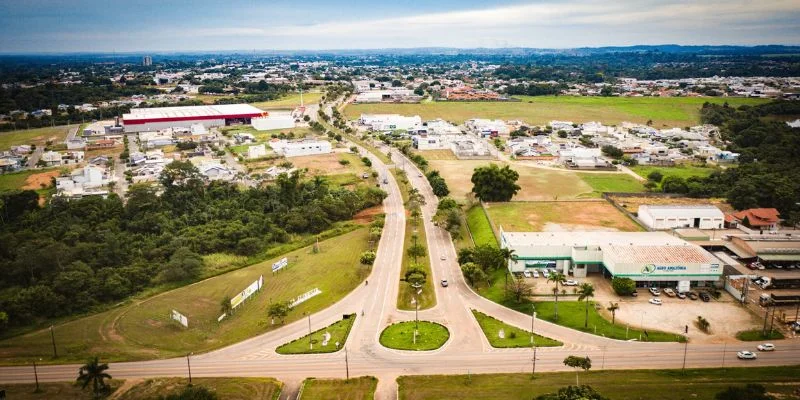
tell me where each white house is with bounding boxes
[55,165,114,198]
[465,119,510,137]
[359,114,422,132]
[198,163,235,181]
[41,151,63,166]
[248,144,267,159]
[638,205,725,230]
[270,139,332,157]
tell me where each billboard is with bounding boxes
[272,257,288,273]
[289,288,322,308]
[171,309,188,328]
[231,275,264,310]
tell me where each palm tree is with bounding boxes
[577,283,595,329]
[607,302,620,325]
[76,356,112,398]
[499,248,516,295]
[547,271,567,321]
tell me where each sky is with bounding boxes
[0,0,799,53]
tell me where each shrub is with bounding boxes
[611,277,636,296]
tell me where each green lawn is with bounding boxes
[301,377,377,400]
[252,92,323,109]
[484,201,643,232]
[578,173,646,195]
[276,314,356,354]
[735,329,785,341]
[0,125,75,151]
[471,310,561,348]
[397,366,800,400]
[117,377,282,400]
[0,229,372,364]
[380,321,450,351]
[0,380,123,400]
[465,206,497,247]
[344,96,768,127]
[0,168,58,192]
[631,164,719,181]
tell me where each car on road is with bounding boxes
[440,254,446,261]
[523,270,532,278]
[648,298,663,305]
[688,291,699,300]
[649,287,661,296]
[699,292,711,302]
[676,292,687,299]
[663,288,675,297]
[532,270,540,278]
[737,351,757,360]
[757,343,775,351]
[440,280,448,287]
[564,280,579,286]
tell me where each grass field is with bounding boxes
[0,168,59,192]
[471,310,561,348]
[344,96,768,127]
[301,376,377,400]
[415,149,457,160]
[252,92,323,110]
[577,173,645,195]
[630,164,719,181]
[276,314,356,354]
[379,321,450,351]
[397,366,800,400]
[735,329,785,341]
[0,380,123,400]
[0,125,75,151]
[465,206,497,247]
[117,377,282,400]
[0,229,372,364]
[484,201,643,232]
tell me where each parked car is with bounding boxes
[440,280,449,287]
[737,351,757,360]
[542,270,550,278]
[699,292,711,302]
[564,280,579,286]
[676,292,687,299]
[688,291,699,300]
[663,288,675,297]
[757,343,775,351]
[532,270,540,278]
[440,254,446,261]
[523,270,532,278]
[649,287,661,296]
[631,290,638,297]
[648,298,663,305]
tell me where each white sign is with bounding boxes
[171,309,188,328]
[231,275,264,310]
[289,288,322,308]
[217,313,226,322]
[678,280,691,293]
[272,257,288,273]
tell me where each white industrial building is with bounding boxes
[501,230,721,289]
[251,112,295,131]
[122,104,264,133]
[269,139,332,157]
[465,119,510,137]
[638,205,725,230]
[359,114,422,132]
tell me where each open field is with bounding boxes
[344,96,768,127]
[117,377,282,400]
[484,201,643,232]
[252,92,323,110]
[0,168,59,192]
[465,206,497,247]
[0,380,123,400]
[0,125,75,151]
[0,229,371,363]
[415,149,457,160]
[736,329,785,341]
[631,164,719,181]
[606,194,734,214]
[427,160,594,201]
[577,172,645,195]
[471,310,561,348]
[300,377,377,400]
[397,366,800,400]
[379,321,450,351]
[277,314,356,354]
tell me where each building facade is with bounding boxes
[638,205,724,230]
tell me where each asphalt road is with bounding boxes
[3,127,800,399]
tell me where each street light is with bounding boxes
[305,312,312,350]
[49,326,57,358]
[639,312,645,341]
[530,305,536,345]
[33,358,42,393]
[682,336,689,372]
[186,352,193,385]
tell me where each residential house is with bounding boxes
[728,208,781,231]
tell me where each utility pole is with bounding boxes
[531,346,537,379]
[721,342,727,368]
[345,347,350,380]
[33,360,41,393]
[763,305,770,336]
[530,305,536,345]
[307,313,313,349]
[414,296,419,345]
[49,326,57,358]
[682,336,689,372]
[186,353,193,385]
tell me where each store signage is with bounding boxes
[641,264,688,274]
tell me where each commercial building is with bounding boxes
[269,139,332,157]
[501,230,722,289]
[359,114,422,132]
[727,234,800,264]
[251,112,295,131]
[638,205,724,230]
[122,104,265,133]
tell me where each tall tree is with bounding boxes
[76,356,112,398]
[606,302,619,325]
[577,283,595,328]
[563,355,592,386]
[470,164,521,202]
[547,271,567,321]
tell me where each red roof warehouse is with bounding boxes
[122,104,265,133]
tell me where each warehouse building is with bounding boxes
[269,138,332,157]
[359,114,422,132]
[501,230,722,289]
[638,205,724,230]
[122,104,265,133]
[251,112,295,131]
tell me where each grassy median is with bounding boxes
[300,376,377,400]
[471,310,561,348]
[380,321,449,351]
[277,314,356,354]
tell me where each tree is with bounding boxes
[547,271,567,321]
[536,385,609,400]
[611,277,636,296]
[714,384,774,400]
[360,251,376,265]
[461,262,487,286]
[577,283,595,328]
[606,302,619,325]
[661,176,688,194]
[509,275,532,303]
[600,145,623,159]
[405,264,427,288]
[406,239,426,262]
[647,171,664,183]
[220,295,232,316]
[471,164,521,202]
[696,315,711,333]
[159,247,204,282]
[563,355,592,386]
[235,237,262,256]
[268,301,290,324]
[76,356,112,398]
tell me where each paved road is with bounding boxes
[4,119,800,399]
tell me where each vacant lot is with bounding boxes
[606,195,733,214]
[415,149,457,160]
[301,376,377,400]
[0,168,60,192]
[345,96,767,127]
[485,201,643,232]
[0,125,75,151]
[0,229,371,363]
[252,92,323,110]
[117,377,282,400]
[428,160,594,201]
[577,173,645,195]
[631,164,720,181]
[0,380,123,400]
[398,366,800,400]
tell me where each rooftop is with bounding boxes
[123,104,264,123]
[501,231,685,247]
[603,244,718,264]
[639,204,724,218]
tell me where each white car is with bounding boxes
[523,270,532,278]
[757,343,775,351]
[649,288,661,296]
[542,271,550,278]
[648,298,662,305]
[737,350,757,360]
[532,270,540,278]
[440,254,446,261]
[564,280,579,286]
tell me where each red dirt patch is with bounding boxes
[22,170,59,190]
[353,205,384,224]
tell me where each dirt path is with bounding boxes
[108,378,143,400]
